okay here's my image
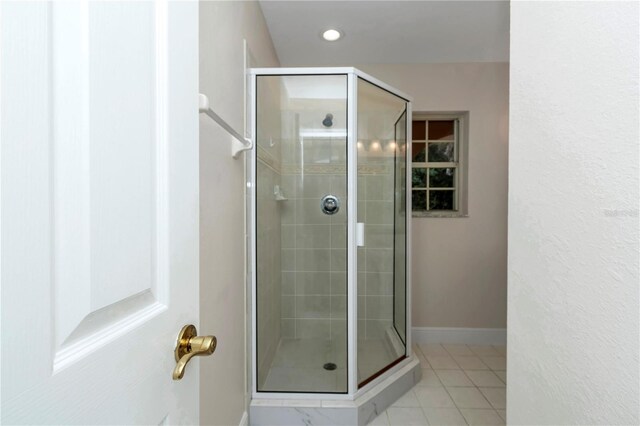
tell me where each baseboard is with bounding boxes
[412,327,506,345]
[239,411,248,426]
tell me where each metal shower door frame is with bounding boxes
[248,67,413,401]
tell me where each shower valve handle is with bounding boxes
[321,195,340,215]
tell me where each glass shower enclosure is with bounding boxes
[249,68,412,397]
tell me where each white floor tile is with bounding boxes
[423,407,468,426]
[459,409,505,425]
[453,355,489,370]
[387,407,428,426]
[443,344,474,356]
[416,352,432,369]
[435,370,474,387]
[467,345,501,357]
[368,412,390,425]
[464,370,505,388]
[416,369,443,387]
[392,390,421,408]
[385,342,507,425]
[414,386,456,408]
[479,388,506,409]
[446,387,492,409]
[480,357,506,371]
[426,355,460,369]
[420,343,449,356]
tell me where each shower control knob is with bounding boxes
[321,195,340,215]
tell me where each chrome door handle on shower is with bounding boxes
[320,195,340,215]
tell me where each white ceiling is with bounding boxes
[259,1,510,66]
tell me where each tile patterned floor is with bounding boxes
[368,343,507,425]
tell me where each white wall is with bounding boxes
[508,2,639,424]
[199,2,279,425]
[359,63,510,330]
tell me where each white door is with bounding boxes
[1,1,201,424]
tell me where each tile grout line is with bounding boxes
[380,343,505,426]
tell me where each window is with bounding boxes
[411,114,467,216]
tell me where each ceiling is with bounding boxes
[259,1,510,66]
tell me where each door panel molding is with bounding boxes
[50,1,171,370]
[1,1,200,423]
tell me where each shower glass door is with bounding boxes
[394,110,407,344]
[356,78,408,387]
[255,74,349,393]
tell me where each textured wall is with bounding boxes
[508,2,639,424]
[199,2,279,425]
[358,63,509,329]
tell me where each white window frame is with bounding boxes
[411,113,469,218]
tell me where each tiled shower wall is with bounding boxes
[255,76,283,387]
[279,137,349,341]
[277,137,398,342]
[358,154,396,341]
[256,152,282,386]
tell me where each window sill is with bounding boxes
[412,211,468,218]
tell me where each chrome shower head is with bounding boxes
[322,113,333,128]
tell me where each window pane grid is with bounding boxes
[411,118,460,212]
[413,162,457,167]
[412,139,455,142]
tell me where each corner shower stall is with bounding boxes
[248,68,418,423]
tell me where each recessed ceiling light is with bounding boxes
[322,29,342,42]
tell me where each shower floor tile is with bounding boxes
[263,366,341,393]
[260,336,401,393]
[357,338,401,383]
[261,338,348,393]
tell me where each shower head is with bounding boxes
[322,113,333,128]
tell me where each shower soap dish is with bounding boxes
[274,185,288,201]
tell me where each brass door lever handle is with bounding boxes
[173,324,217,380]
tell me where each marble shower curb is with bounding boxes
[249,356,421,426]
